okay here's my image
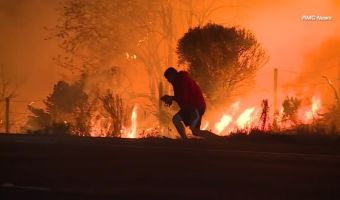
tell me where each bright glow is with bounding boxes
[126,104,138,138]
[215,114,232,134]
[202,121,209,130]
[305,95,322,122]
[236,107,255,129]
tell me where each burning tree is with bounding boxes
[177,23,268,104]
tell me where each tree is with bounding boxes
[53,0,166,125]
[177,23,268,104]
[52,1,232,133]
[25,78,92,135]
[53,0,155,69]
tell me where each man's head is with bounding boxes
[164,67,178,84]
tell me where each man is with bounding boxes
[161,67,218,139]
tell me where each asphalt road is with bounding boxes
[1,134,340,200]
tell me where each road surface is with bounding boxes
[1,134,340,199]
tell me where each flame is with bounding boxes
[304,95,322,122]
[87,93,324,138]
[214,115,232,134]
[126,104,138,138]
[236,107,256,129]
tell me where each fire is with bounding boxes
[236,107,256,129]
[303,95,322,122]
[214,115,232,134]
[88,94,324,138]
[211,93,324,135]
[125,104,138,138]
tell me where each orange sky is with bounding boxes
[210,0,340,109]
[0,0,339,132]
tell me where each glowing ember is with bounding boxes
[236,107,256,129]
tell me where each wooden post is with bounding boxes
[5,97,10,133]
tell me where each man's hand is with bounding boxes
[161,95,173,107]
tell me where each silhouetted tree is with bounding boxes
[53,0,156,72]
[26,78,92,135]
[177,23,268,103]
[46,79,92,135]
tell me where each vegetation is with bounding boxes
[281,96,301,125]
[177,23,268,104]
[25,78,92,135]
[99,91,128,137]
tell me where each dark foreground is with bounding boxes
[1,134,340,200]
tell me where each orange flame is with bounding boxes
[214,115,232,134]
[303,95,322,123]
[236,107,256,129]
[126,104,138,138]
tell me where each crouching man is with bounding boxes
[161,67,218,139]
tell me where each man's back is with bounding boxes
[173,71,206,112]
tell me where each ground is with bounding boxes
[1,134,340,200]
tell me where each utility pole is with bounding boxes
[5,97,10,133]
[273,68,279,129]
[274,68,278,114]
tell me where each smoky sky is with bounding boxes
[0,0,60,100]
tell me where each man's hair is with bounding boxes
[164,67,178,77]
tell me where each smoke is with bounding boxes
[295,36,340,106]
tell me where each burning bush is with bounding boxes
[99,91,128,137]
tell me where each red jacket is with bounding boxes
[172,71,206,112]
